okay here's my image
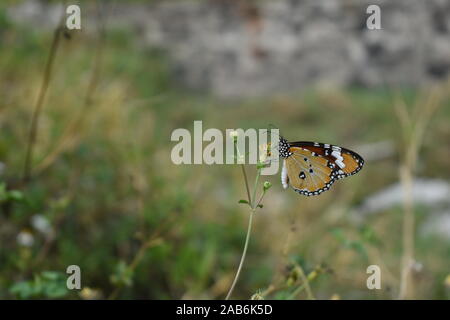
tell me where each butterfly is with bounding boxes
[278,136,364,196]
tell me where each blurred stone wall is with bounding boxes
[9,0,450,98]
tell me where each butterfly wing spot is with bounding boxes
[285,147,336,196]
[335,152,364,179]
[330,150,345,169]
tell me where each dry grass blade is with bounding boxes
[35,1,106,174]
[395,85,445,299]
[22,12,65,183]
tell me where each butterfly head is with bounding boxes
[278,136,292,158]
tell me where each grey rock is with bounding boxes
[421,210,450,240]
[352,178,450,218]
[7,0,450,98]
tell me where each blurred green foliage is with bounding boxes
[10,271,68,299]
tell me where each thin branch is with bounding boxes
[251,169,261,209]
[240,164,252,204]
[22,15,65,183]
[35,0,106,174]
[297,265,315,300]
[225,209,254,300]
[397,87,443,299]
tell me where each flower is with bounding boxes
[31,214,53,236]
[79,287,102,300]
[263,181,272,192]
[229,130,238,138]
[251,292,264,300]
[17,230,34,247]
[229,130,239,143]
[258,143,272,164]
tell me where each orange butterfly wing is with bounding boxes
[289,142,364,180]
[283,147,337,196]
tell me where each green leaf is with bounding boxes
[44,282,68,298]
[238,199,249,204]
[10,281,33,299]
[10,271,69,299]
[41,271,61,281]
[110,261,134,287]
[8,190,24,201]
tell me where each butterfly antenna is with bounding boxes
[261,125,282,141]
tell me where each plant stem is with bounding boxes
[251,169,261,208]
[287,266,318,300]
[398,165,414,299]
[35,1,106,174]
[241,164,251,204]
[225,209,254,300]
[287,283,306,300]
[226,140,264,299]
[254,190,266,209]
[22,17,64,183]
[396,88,442,299]
[297,266,315,300]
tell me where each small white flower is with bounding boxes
[229,130,240,144]
[259,143,271,163]
[79,287,102,300]
[17,231,34,247]
[411,260,423,272]
[31,214,53,236]
[259,153,267,163]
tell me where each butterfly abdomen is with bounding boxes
[281,159,289,189]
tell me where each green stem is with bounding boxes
[288,283,306,300]
[225,210,254,300]
[226,140,263,299]
[23,23,63,183]
[241,164,251,204]
[297,266,315,300]
[254,191,266,209]
[251,169,261,208]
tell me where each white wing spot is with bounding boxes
[331,150,346,169]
